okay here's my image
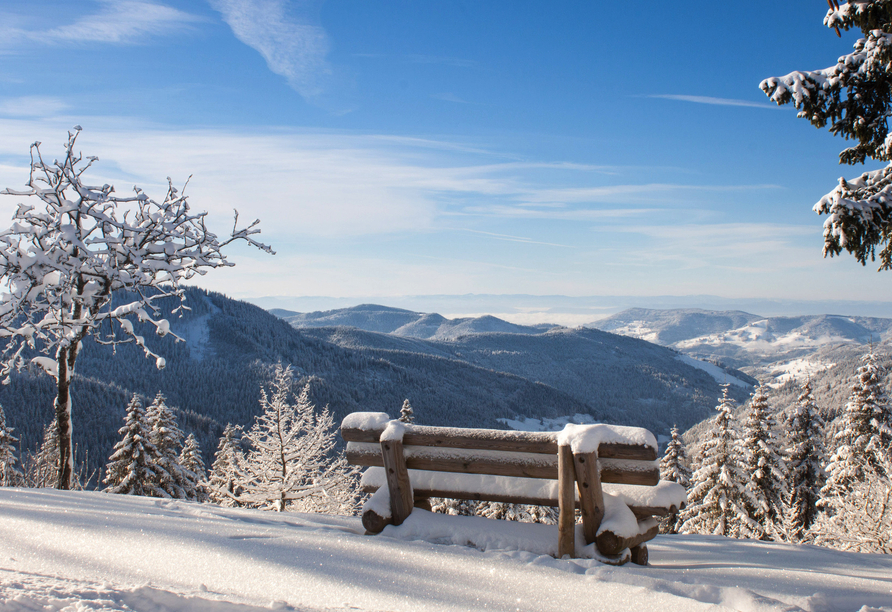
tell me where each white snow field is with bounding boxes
[1,489,890,612]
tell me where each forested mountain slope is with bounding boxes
[299,323,753,434]
[0,290,612,476]
[1,292,755,479]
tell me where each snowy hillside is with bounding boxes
[1,489,890,612]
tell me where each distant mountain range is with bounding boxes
[271,304,556,340]
[590,307,892,384]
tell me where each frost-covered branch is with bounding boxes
[760,1,892,268]
[0,128,273,489]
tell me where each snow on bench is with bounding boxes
[340,413,686,565]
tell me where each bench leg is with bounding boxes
[557,444,576,558]
[630,544,648,566]
[573,451,604,545]
[381,439,414,526]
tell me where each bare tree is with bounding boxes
[0,127,273,489]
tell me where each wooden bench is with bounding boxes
[340,412,686,565]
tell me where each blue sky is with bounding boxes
[0,0,888,319]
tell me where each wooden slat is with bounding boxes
[380,439,413,526]
[557,444,576,558]
[343,425,557,452]
[347,442,660,485]
[573,451,604,545]
[341,425,656,461]
[361,483,674,518]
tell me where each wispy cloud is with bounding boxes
[458,229,573,248]
[647,94,779,109]
[208,0,332,101]
[0,1,202,48]
[0,96,68,117]
[0,117,877,300]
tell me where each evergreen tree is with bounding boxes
[178,433,207,502]
[659,424,691,534]
[103,395,161,496]
[236,365,359,513]
[0,404,23,487]
[761,1,892,269]
[811,450,892,554]
[431,497,478,516]
[822,351,890,499]
[25,420,59,488]
[679,386,750,537]
[146,393,190,499]
[399,399,414,424]
[785,380,826,542]
[475,501,557,524]
[208,424,244,507]
[740,385,788,541]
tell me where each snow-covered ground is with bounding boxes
[765,358,836,389]
[675,354,751,388]
[1,490,891,612]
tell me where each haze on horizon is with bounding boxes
[0,1,888,308]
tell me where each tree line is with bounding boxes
[0,364,360,515]
[659,350,892,553]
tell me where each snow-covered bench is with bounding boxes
[340,413,686,565]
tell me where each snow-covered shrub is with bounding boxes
[232,365,360,513]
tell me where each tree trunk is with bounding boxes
[54,345,74,490]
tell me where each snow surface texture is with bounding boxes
[2,489,891,612]
[340,412,390,431]
[556,423,657,453]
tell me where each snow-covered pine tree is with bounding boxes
[0,128,271,490]
[811,449,892,554]
[103,395,161,496]
[679,386,750,537]
[146,393,191,500]
[431,497,478,516]
[740,385,788,541]
[399,399,414,424]
[25,420,59,488]
[822,351,890,499]
[236,365,359,513]
[475,501,557,525]
[761,2,892,269]
[208,424,244,507]
[659,424,691,534]
[0,404,23,487]
[179,433,207,502]
[784,379,826,542]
